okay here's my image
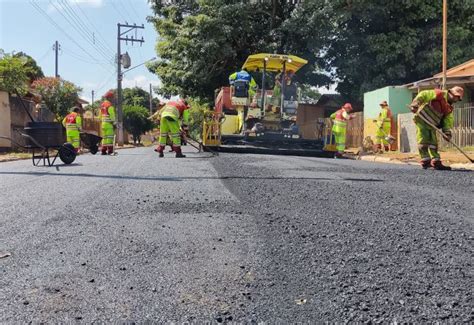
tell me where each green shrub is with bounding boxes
[123,105,155,144]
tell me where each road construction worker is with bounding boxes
[229,69,258,99]
[409,86,463,170]
[272,70,295,110]
[330,103,355,159]
[62,106,82,152]
[375,100,393,152]
[99,90,116,155]
[153,99,190,158]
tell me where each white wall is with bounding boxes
[0,91,11,148]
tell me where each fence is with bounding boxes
[346,112,364,148]
[439,103,474,148]
[399,103,474,152]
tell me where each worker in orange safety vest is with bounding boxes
[330,103,355,158]
[62,106,82,152]
[152,99,190,158]
[99,90,116,155]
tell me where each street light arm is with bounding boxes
[122,57,157,75]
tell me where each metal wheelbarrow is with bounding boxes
[80,132,102,155]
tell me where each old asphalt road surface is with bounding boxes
[0,147,472,322]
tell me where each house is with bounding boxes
[364,58,474,152]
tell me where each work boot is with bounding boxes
[155,145,165,158]
[431,160,451,171]
[101,147,107,155]
[334,152,344,159]
[174,146,186,158]
[384,146,390,152]
[420,159,431,169]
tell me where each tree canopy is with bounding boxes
[0,50,33,95]
[13,52,44,82]
[122,87,160,111]
[31,77,82,120]
[148,0,474,102]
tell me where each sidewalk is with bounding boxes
[0,144,138,163]
[357,150,474,170]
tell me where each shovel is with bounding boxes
[412,106,474,163]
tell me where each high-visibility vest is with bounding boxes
[331,109,350,133]
[64,112,81,131]
[377,107,392,128]
[160,101,190,124]
[100,101,114,123]
[417,89,453,127]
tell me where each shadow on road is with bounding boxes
[0,171,384,183]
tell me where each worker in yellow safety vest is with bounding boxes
[153,99,190,158]
[330,103,355,159]
[375,100,393,153]
[99,90,116,155]
[62,106,82,152]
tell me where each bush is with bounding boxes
[187,98,211,140]
[123,105,155,144]
[31,77,81,120]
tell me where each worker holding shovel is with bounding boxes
[374,101,393,153]
[409,86,464,170]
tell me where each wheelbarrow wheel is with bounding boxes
[90,145,98,155]
[59,143,76,164]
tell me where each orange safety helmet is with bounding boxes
[379,100,388,107]
[177,98,189,110]
[343,103,353,111]
[104,90,114,100]
[449,86,464,100]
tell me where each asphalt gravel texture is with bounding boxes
[0,147,472,323]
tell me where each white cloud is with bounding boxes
[122,75,161,92]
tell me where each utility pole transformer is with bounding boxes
[116,23,145,146]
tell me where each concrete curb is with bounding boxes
[359,155,474,170]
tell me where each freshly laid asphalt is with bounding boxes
[0,147,472,322]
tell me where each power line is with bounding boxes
[58,0,114,59]
[50,0,113,65]
[74,0,114,53]
[29,0,111,74]
[62,47,110,65]
[125,0,142,23]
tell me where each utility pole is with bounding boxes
[149,83,153,114]
[442,0,448,90]
[91,90,95,104]
[53,41,60,78]
[116,23,145,146]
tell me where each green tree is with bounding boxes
[147,0,330,100]
[300,85,322,103]
[0,50,33,95]
[322,0,474,101]
[123,105,155,144]
[31,77,82,120]
[13,52,44,82]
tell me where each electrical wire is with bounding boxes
[125,0,142,23]
[74,0,114,53]
[58,0,114,59]
[50,0,113,65]
[29,0,111,74]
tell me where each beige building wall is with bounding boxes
[0,91,11,148]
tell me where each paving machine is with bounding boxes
[202,53,332,156]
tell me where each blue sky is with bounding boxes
[0,0,159,103]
